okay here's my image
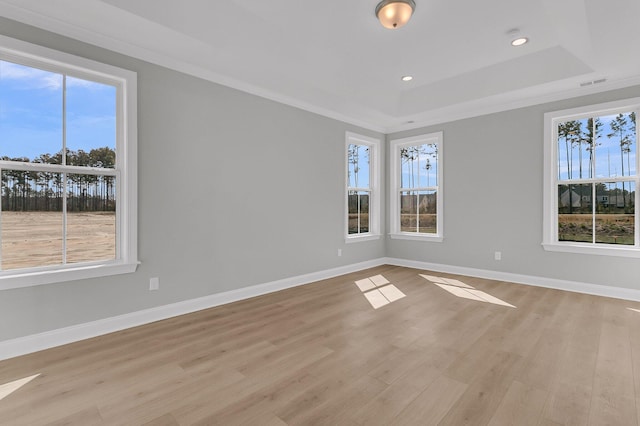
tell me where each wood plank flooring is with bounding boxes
[1,265,640,425]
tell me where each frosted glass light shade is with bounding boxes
[376,0,416,29]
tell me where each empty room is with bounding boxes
[1,0,640,424]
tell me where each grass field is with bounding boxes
[559,213,635,244]
[401,213,437,233]
[1,211,115,271]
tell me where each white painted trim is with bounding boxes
[389,132,443,239]
[389,233,443,242]
[0,34,139,289]
[0,258,386,361]
[542,97,640,257]
[4,256,640,360]
[345,132,382,240]
[6,1,640,134]
[383,257,640,302]
[345,234,381,244]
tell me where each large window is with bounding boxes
[345,132,380,242]
[543,98,639,257]
[389,132,443,241]
[0,35,138,289]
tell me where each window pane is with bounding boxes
[66,77,116,168]
[0,61,63,163]
[595,181,635,245]
[347,144,369,188]
[1,169,63,270]
[66,173,116,263]
[401,144,435,189]
[419,190,437,233]
[348,190,358,234]
[347,190,370,234]
[558,184,592,242]
[557,118,590,180]
[594,112,636,179]
[418,143,438,187]
[400,190,418,232]
[359,191,369,233]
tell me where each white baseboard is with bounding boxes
[383,257,640,302]
[4,256,639,361]
[0,258,386,361]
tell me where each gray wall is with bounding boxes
[0,18,385,341]
[387,86,640,291]
[2,16,640,343]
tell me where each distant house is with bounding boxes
[560,187,631,209]
[559,188,588,208]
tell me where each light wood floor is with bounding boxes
[2,265,640,425]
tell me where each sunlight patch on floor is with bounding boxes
[422,275,516,308]
[419,274,473,289]
[0,374,40,402]
[355,275,406,309]
[628,308,640,313]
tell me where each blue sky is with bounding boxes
[0,60,116,161]
[558,113,637,181]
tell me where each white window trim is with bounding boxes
[542,97,640,258]
[345,132,381,243]
[389,132,444,242]
[0,35,138,290]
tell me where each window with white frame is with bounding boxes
[390,132,443,241]
[346,132,380,242]
[0,35,138,289]
[543,98,639,257]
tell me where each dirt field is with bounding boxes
[1,211,115,271]
[558,213,634,244]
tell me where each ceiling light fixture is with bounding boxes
[511,37,528,46]
[401,75,413,82]
[507,28,529,47]
[376,0,416,30]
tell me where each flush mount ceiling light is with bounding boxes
[376,0,416,29]
[401,75,413,81]
[511,37,528,46]
[507,28,529,46]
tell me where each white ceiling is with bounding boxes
[1,0,639,133]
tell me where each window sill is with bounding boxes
[0,261,140,290]
[389,233,443,242]
[542,242,640,258]
[345,234,381,244]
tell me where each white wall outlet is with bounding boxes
[338,249,342,257]
[494,251,502,261]
[149,277,159,291]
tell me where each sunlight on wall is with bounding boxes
[420,274,516,308]
[355,274,406,309]
[0,373,40,402]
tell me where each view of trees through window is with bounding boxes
[400,143,438,233]
[0,59,117,270]
[347,144,370,235]
[557,111,637,245]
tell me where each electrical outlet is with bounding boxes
[149,277,159,291]
[494,251,502,261]
[338,249,342,257]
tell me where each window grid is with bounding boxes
[345,132,380,242]
[390,132,443,241]
[0,34,137,289]
[544,98,640,257]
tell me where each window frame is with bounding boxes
[0,35,138,289]
[389,132,444,242]
[345,132,381,243]
[542,97,640,258]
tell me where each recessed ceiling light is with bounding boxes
[511,37,529,46]
[401,75,413,82]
